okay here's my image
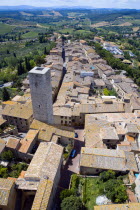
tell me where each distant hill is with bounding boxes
[0,5,139,12]
[0,5,95,11]
[0,5,37,11]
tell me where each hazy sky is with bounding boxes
[0,0,140,9]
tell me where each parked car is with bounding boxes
[70,149,76,158]
[75,133,78,138]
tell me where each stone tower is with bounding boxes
[29,67,54,124]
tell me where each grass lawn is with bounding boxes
[81,177,101,210]
[0,23,15,35]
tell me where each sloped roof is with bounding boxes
[0,178,15,206]
[94,203,140,210]
[30,120,74,141]
[2,102,33,119]
[31,179,53,210]
[18,129,39,153]
[25,142,63,181]
[80,148,138,172]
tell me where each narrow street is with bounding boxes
[59,129,84,188]
[67,129,85,174]
[54,129,85,209]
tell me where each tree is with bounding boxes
[60,189,75,200]
[104,179,128,203]
[17,61,24,75]
[2,87,10,101]
[103,88,110,96]
[9,170,19,178]
[6,50,10,54]
[30,60,36,68]
[99,170,115,182]
[61,196,83,210]
[124,51,131,60]
[34,55,45,65]
[25,57,31,71]
[114,185,128,203]
[13,52,16,58]
[0,150,14,161]
[44,47,47,55]
[10,163,28,178]
[109,89,118,97]
[0,167,8,178]
[5,57,18,68]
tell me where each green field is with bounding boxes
[68,12,86,17]
[108,31,118,34]
[0,23,15,35]
[22,31,39,39]
[0,41,49,61]
[130,19,140,25]
[76,29,91,34]
[58,28,74,34]
[37,23,50,28]
[123,16,133,19]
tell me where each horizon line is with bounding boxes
[0,5,139,10]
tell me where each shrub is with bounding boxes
[71,174,79,190]
[131,183,136,192]
[63,153,69,160]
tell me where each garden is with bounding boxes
[60,170,129,210]
[0,150,28,178]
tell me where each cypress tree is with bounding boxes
[17,61,24,75]
[25,57,31,71]
[44,47,47,55]
[2,88,10,101]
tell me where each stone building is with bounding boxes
[80,147,138,175]
[2,102,33,132]
[29,67,54,124]
[16,142,63,210]
[0,178,17,210]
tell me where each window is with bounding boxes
[61,116,63,119]
[65,121,67,124]
[65,117,67,119]
[61,120,63,124]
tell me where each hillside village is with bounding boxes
[0,36,140,210]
